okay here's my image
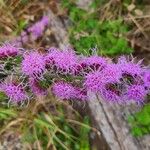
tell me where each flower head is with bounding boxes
[81,55,107,71]
[101,64,122,83]
[11,31,28,48]
[101,88,121,103]
[0,43,19,58]
[74,88,87,101]
[22,52,45,77]
[29,78,47,96]
[143,71,150,88]
[44,48,60,68]
[118,56,143,77]
[53,49,79,74]
[125,85,147,103]
[0,82,28,103]
[52,82,77,100]
[84,71,104,93]
[101,83,123,103]
[28,16,49,40]
[40,16,49,26]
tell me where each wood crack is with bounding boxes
[98,98,124,150]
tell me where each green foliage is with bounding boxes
[90,0,105,9]
[18,102,91,150]
[78,116,90,150]
[128,104,150,137]
[13,20,28,35]
[62,0,133,56]
[22,111,91,150]
[0,107,17,121]
[0,101,91,150]
[3,56,22,73]
[20,0,29,5]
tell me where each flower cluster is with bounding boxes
[0,43,19,59]
[12,16,49,47]
[28,16,49,40]
[52,82,87,101]
[0,82,28,103]
[0,42,150,105]
[21,51,45,77]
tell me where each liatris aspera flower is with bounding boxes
[0,43,149,105]
[101,83,123,103]
[29,78,47,96]
[44,47,60,68]
[12,16,49,47]
[84,71,104,93]
[28,16,49,40]
[0,43,19,58]
[143,71,150,88]
[101,88,121,103]
[125,85,147,104]
[22,52,45,77]
[52,49,79,75]
[118,56,143,77]
[52,82,77,100]
[80,55,107,71]
[0,83,28,103]
[75,88,87,101]
[101,64,122,83]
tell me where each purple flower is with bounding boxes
[125,85,147,103]
[74,88,87,101]
[101,83,123,103]
[52,82,77,100]
[28,16,49,40]
[0,43,18,58]
[11,16,49,46]
[29,78,47,96]
[52,49,79,74]
[11,31,29,48]
[84,71,104,93]
[20,32,28,43]
[44,47,60,68]
[40,16,49,26]
[22,52,45,77]
[118,56,143,77]
[80,55,107,71]
[0,83,28,103]
[101,64,122,83]
[143,71,150,88]
[84,64,122,93]
[101,88,121,103]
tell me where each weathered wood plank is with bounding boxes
[47,9,70,49]
[87,92,150,150]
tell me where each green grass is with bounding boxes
[128,104,150,137]
[0,96,91,150]
[61,0,133,56]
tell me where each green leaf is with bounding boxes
[136,112,150,125]
[0,92,7,100]
[131,127,143,137]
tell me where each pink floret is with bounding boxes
[1,83,28,103]
[0,43,18,58]
[126,85,147,103]
[80,55,107,71]
[52,82,77,100]
[29,78,47,96]
[22,52,45,77]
